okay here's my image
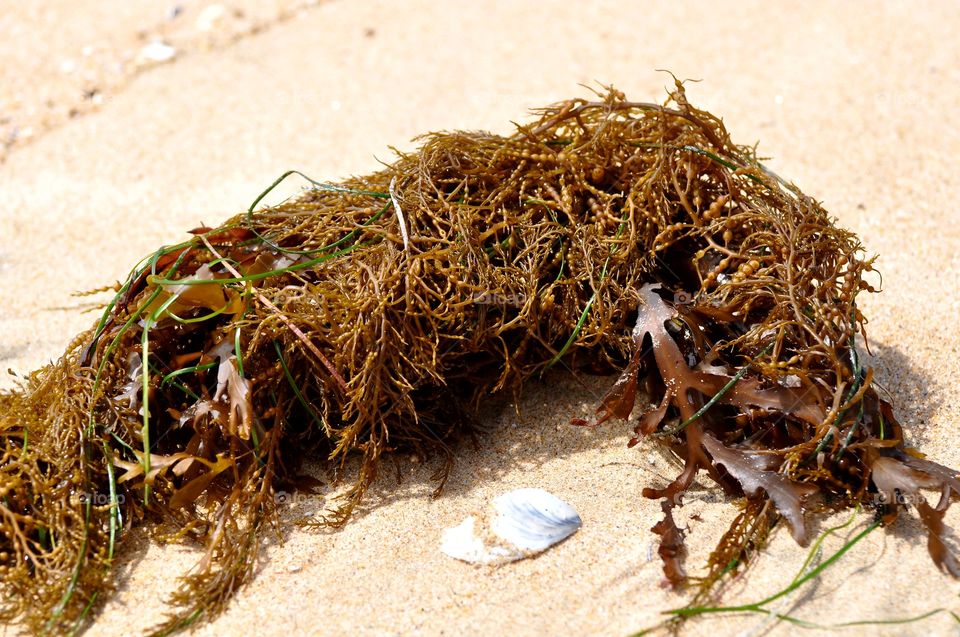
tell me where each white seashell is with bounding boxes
[440,517,515,565]
[139,41,177,63]
[441,488,581,565]
[195,4,227,32]
[491,488,582,551]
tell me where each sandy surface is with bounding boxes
[2,1,960,635]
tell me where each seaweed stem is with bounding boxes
[657,343,774,438]
[199,235,348,392]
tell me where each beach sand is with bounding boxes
[2,1,959,635]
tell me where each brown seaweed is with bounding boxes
[1,81,958,634]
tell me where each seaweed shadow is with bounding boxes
[287,365,642,525]
[861,338,945,449]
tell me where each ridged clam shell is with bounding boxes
[441,488,582,564]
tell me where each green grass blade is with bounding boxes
[274,340,327,433]
[657,343,774,437]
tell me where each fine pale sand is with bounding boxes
[2,2,959,635]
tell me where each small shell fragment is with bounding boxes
[139,41,177,63]
[441,488,582,565]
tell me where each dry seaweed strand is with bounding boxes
[2,81,958,634]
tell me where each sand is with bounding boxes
[2,1,959,635]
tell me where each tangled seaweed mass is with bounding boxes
[2,83,959,634]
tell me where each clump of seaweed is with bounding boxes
[2,80,958,634]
